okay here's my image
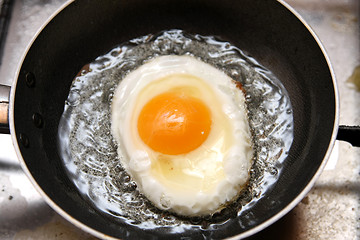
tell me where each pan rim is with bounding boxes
[8,0,340,239]
[228,1,340,239]
[8,0,117,239]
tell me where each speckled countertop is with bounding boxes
[0,0,359,239]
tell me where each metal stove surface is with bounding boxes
[0,0,359,239]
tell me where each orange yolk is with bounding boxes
[137,92,211,155]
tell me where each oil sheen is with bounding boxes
[57,30,294,232]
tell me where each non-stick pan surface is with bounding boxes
[10,0,337,239]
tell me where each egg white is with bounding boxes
[111,55,253,216]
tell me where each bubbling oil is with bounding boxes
[58,30,293,232]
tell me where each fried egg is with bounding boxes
[111,55,253,216]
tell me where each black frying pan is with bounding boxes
[0,0,359,239]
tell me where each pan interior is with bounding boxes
[13,0,336,239]
[57,29,294,232]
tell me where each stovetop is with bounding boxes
[0,0,359,239]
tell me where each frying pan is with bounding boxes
[0,0,359,239]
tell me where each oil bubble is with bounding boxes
[65,90,80,106]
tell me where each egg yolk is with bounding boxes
[137,91,211,155]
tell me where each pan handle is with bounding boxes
[0,84,10,134]
[1,82,359,145]
[337,125,360,147]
